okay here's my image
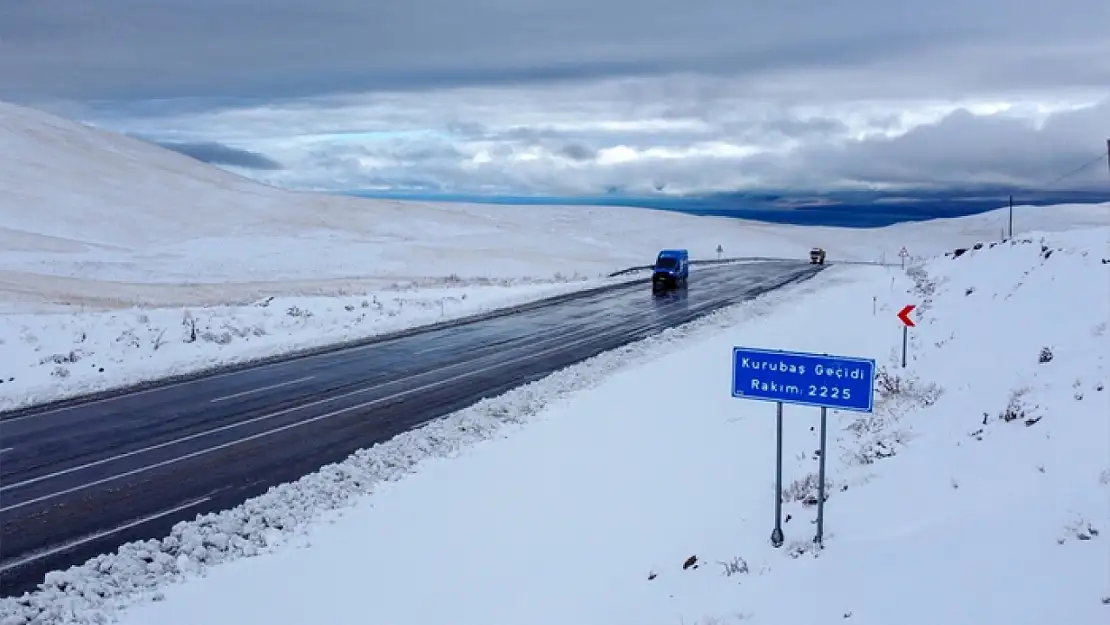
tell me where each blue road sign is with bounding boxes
[731,346,875,413]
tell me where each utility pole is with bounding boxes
[1008,195,1013,240]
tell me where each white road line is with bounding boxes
[412,327,573,356]
[0,496,211,573]
[0,383,186,424]
[0,312,689,513]
[209,376,316,404]
[0,447,13,454]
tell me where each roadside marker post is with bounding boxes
[897,305,916,368]
[731,347,876,549]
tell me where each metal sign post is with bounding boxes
[772,401,784,547]
[897,305,916,368]
[732,347,876,549]
[815,406,828,545]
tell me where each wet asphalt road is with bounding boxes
[0,260,823,596]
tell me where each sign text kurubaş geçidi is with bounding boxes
[736,353,870,404]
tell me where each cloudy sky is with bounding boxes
[2,0,1108,196]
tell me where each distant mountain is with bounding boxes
[346,187,1110,228]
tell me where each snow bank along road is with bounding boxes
[0,260,823,596]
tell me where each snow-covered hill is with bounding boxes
[3,217,1108,625]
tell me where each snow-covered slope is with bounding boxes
[4,220,1107,624]
[0,101,455,247]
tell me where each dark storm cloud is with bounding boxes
[152,140,284,170]
[278,98,1110,195]
[560,144,595,161]
[1,0,1108,102]
[730,101,1110,191]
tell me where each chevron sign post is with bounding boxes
[898,304,916,368]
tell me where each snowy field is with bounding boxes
[3,215,1107,624]
[7,100,1106,412]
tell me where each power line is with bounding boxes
[1003,143,1109,240]
[1039,150,1109,189]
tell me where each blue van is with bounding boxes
[652,249,689,292]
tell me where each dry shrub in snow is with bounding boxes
[873,367,942,413]
[1058,514,1101,544]
[1038,346,1054,364]
[781,473,831,506]
[841,366,939,466]
[845,426,912,465]
[1000,388,1031,423]
[717,556,749,577]
[905,265,942,315]
[39,350,84,365]
[997,387,1044,427]
[786,539,818,559]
